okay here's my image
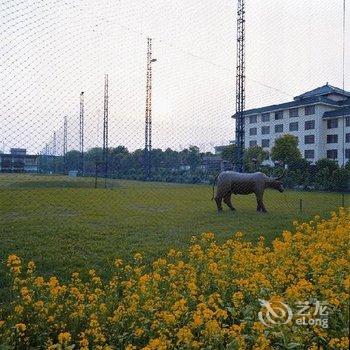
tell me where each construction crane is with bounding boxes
[144,38,157,179]
[235,0,246,172]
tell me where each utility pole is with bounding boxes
[235,0,246,172]
[144,38,157,179]
[53,131,57,173]
[63,116,68,174]
[103,74,109,188]
[79,91,85,176]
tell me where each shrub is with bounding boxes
[1,210,349,349]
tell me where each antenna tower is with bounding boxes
[53,131,57,173]
[144,38,156,179]
[103,74,109,187]
[235,0,246,172]
[79,91,85,175]
[63,116,68,174]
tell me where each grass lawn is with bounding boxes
[0,174,348,284]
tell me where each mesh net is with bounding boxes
[0,0,349,272]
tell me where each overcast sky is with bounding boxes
[0,0,349,154]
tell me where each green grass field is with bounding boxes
[0,174,348,283]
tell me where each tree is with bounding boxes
[109,146,129,174]
[315,158,339,174]
[314,158,339,190]
[271,134,301,167]
[65,150,80,171]
[345,160,350,171]
[244,146,269,172]
[221,144,237,165]
[330,168,350,191]
[163,148,180,170]
[150,148,164,170]
[188,146,201,171]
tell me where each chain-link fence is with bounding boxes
[0,0,349,271]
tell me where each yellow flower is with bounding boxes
[193,313,202,327]
[114,259,123,268]
[7,254,21,267]
[79,338,89,347]
[58,332,71,344]
[15,323,26,333]
[134,253,143,261]
[177,326,193,344]
[2,210,349,349]
[27,260,36,273]
[15,305,24,314]
[34,276,45,286]
[134,328,144,337]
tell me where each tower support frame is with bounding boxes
[144,38,156,179]
[103,74,109,187]
[235,0,246,172]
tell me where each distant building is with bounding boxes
[200,156,222,172]
[233,84,350,164]
[214,145,228,155]
[0,148,39,172]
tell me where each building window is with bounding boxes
[327,134,338,143]
[305,105,315,115]
[249,127,257,136]
[304,135,315,144]
[305,120,315,130]
[262,113,270,122]
[346,149,350,159]
[275,124,283,133]
[274,111,283,120]
[304,150,315,159]
[346,116,350,127]
[289,122,299,131]
[289,108,299,117]
[346,133,350,143]
[249,115,257,124]
[249,140,257,147]
[327,118,338,129]
[261,139,270,148]
[327,149,338,159]
[261,125,270,135]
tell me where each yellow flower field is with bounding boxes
[1,209,349,349]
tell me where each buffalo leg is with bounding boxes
[256,193,267,213]
[223,194,235,211]
[215,196,223,212]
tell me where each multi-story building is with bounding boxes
[233,84,350,165]
[0,148,39,172]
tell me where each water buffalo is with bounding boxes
[212,171,284,213]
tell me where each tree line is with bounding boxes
[38,134,350,191]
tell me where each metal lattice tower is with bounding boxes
[63,116,68,174]
[144,38,156,179]
[79,91,85,175]
[53,131,57,173]
[103,74,109,187]
[235,0,246,172]
[53,132,57,156]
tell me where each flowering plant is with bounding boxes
[1,209,349,349]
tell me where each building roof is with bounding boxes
[232,95,340,117]
[294,84,350,100]
[232,84,350,118]
[323,106,350,119]
[0,153,38,158]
